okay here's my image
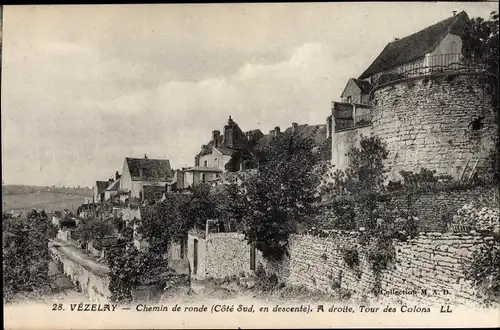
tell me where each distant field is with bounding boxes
[2,185,93,214]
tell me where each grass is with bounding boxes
[2,185,93,213]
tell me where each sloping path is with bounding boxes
[49,239,110,276]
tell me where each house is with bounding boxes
[330,11,471,134]
[120,155,173,201]
[179,116,259,189]
[340,78,372,105]
[104,178,119,202]
[94,181,108,204]
[359,11,470,85]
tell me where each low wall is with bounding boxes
[390,185,497,231]
[193,228,498,306]
[205,233,262,279]
[285,231,498,306]
[50,244,111,302]
[187,231,264,280]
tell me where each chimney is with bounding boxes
[227,115,234,125]
[326,115,332,138]
[224,121,234,148]
[452,10,457,16]
[292,122,299,133]
[212,130,220,147]
[144,154,148,159]
[274,126,280,137]
[115,171,120,181]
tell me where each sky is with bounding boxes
[1,2,497,188]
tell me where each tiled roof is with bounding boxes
[125,157,172,182]
[359,11,470,79]
[351,78,372,94]
[95,181,108,193]
[106,179,120,191]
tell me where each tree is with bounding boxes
[74,218,114,246]
[3,212,56,303]
[330,136,389,230]
[236,129,327,260]
[463,11,499,77]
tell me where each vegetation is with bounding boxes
[463,11,499,77]
[341,248,360,269]
[3,210,59,303]
[465,241,500,303]
[106,244,168,303]
[234,129,327,260]
[74,217,115,246]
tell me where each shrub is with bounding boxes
[465,241,500,302]
[254,264,281,292]
[341,248,360,269]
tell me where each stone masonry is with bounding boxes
[284,230,498,307]
[370,73,498,181]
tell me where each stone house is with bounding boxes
[179,116,262,189]
[104,178,120,202]
[178,117,333,190]
[340,78,372,105]
[119,155,173,201]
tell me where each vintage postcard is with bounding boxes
[2,2,499,329]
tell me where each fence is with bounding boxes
[373,53,488,86]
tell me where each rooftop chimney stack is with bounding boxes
[274,126,280,137]
[144,154,148,159]
[292,122,299,133]
[212,130,221,147]
[452,11,457,16]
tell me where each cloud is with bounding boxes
[2,3,497,187]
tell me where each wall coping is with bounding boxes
[334,123,372,134]
[369,70,495,97]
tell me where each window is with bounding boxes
[202,174,206,183]
[203,160,208,167]
[469,117,484,131]
[214,158,219,168]
[346,96,352,103]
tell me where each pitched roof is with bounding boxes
[106,179,121,191]
[214,146,238,156]
[359,11,470,79]
[352,79,372,94]
[125,157,172,182]
[95,181,108,193]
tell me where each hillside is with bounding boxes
[2,185,93,214]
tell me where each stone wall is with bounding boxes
[187,232,207,280]
[193,226,498,306]
[187,231,262,280]
[205,233,262,279]
[371,72,498,181]
[331,125,372,172]
[389,185,498,232]
[284,230,498,306]
[50,245,111,303]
